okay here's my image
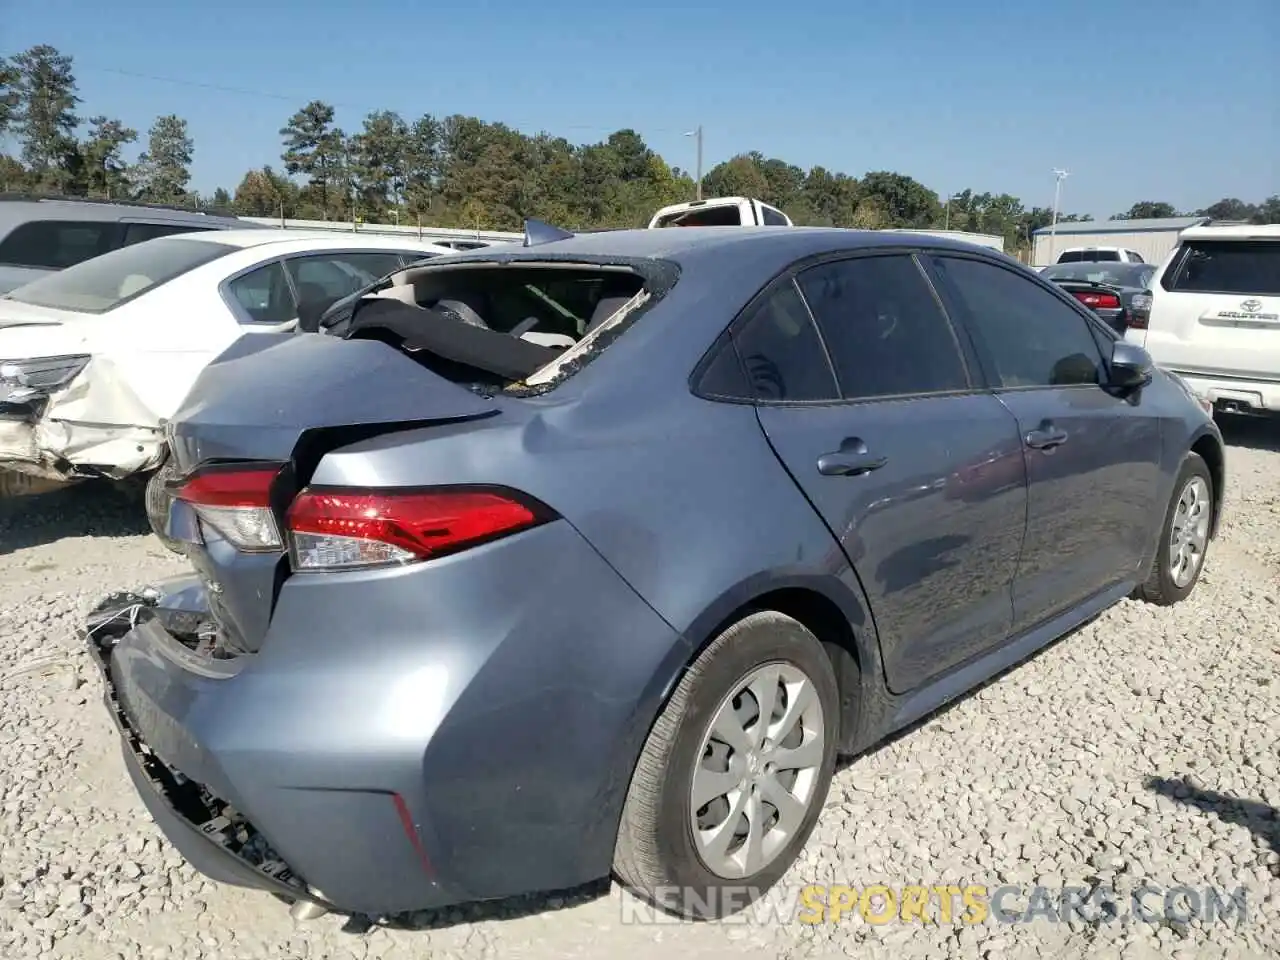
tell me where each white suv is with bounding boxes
[1126,224,1280,414]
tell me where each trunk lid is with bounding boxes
[167,332,499,656]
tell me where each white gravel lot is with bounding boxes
[0,419,1277,960]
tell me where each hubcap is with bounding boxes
[1168,475,1211,588]
[689,663,825,879]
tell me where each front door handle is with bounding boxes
[1025,422,1069,450]
[817,437,889,477]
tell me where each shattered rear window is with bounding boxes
[3,238,236,314]
[344,260,671,395]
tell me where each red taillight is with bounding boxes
[174,464,285,551]
[285,486,551,571]
[1072,290,1121,310]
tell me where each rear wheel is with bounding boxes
[613,611,840,919]
[1137,452,1213,605]
[145,458,185,554]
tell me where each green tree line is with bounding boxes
[3,44,1277,255]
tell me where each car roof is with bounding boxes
[165,229,459,252]
[0,196,245,226]
[436,226,1014,272]
[1179,224,1280,241]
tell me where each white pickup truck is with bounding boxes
[649,197,793,228]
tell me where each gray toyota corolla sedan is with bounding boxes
[86,224,1225,921]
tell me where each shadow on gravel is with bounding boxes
[835,623,1085,773]
[1146,775,1280,857]
[1217,414,1280,453]
[0,482,151,556]
[343,879,611,934]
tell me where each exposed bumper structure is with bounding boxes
[0,353,169,493]
[85,521,689,917]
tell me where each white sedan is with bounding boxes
[0,229,457,500]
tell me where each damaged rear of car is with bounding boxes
[85,243,689,916]
[0,237,240,496]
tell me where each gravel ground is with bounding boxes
[0,420,1277,960]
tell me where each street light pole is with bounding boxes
[684,126,703,200]
[944,193,951,230]
[1049,168,1069,262]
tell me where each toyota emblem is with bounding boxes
[1241,299,1263,313]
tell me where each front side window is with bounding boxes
[761,206,789,226]
[797,255,969,400]
[932,256,1104,389]
[731,281,837,402]
[0,219,116,269]
[227,261,297,323]
[3,237,235,313]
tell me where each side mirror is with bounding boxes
[1109,340,1153,387]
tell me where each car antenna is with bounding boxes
[523,219,575,247]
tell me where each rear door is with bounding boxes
[741,252,1028,694]
[1138,237,1280,383]
[927,254,1163,633]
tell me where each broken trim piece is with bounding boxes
[522,289,651,387]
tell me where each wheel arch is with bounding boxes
[659,571,882,753]
[1188,428,1225,539]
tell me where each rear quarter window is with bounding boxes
[1165,240,1280,296]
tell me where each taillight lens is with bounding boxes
[286,486,552,572]
[173,464,285,551]
[1128,292,1153,329]
[1072,290,1122,310]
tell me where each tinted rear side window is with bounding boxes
[1167,241,1280,296]
[797,255,969,399]
[732,282,837,402]
[0,220,117,269]
[122,222,213,246]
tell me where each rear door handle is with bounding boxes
[817,438,888,477]
[1025,422,1069,450]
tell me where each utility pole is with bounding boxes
[1049,168,1069,263]
[685,126,703,200]
[944,193,951,230]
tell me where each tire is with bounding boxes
[613,610,842,920]
[1136,452,1214,605]
[145,458,186,554]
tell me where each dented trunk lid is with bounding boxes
[167,332,500,656]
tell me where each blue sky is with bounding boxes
[4,0,1277,219]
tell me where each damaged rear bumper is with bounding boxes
[81,579,463,917]
[83,586,336,910]
[0,411,163,491]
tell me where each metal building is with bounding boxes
[1032,216,1210,267]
